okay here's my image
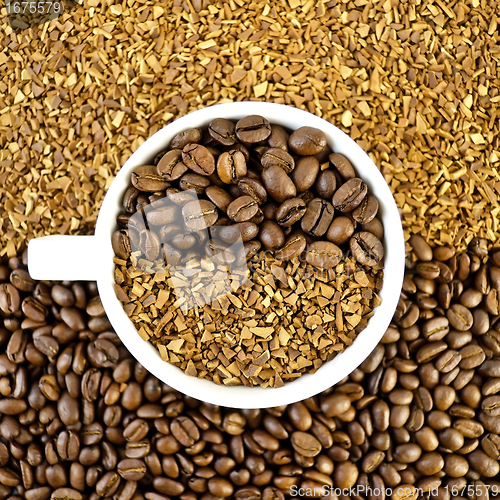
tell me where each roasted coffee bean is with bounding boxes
[237,177,268,205]
[156,150,188,181]
[205,185,234,212]
[227,196,259,223]
[208,118,236,146]
[306,241,342,269]
[0,283,21,314]
[290,157,319,192]
[131,165,170,192]
[235,115,271,143]
[217,151,247,184]
[326,216,355,245]
[219,223,258,244]
[182,200,218,230]
[447,304,473,331]
[332,178,367,212]
[170,128,202,149]
[178,172,210,193]
[112,230,131,260]
[329,153,355,180]
[267,124,289,150]
[146,204,179,226]
[350,231,384,267]
[290,432,321,457]
[261,148,295,173]
[288,127,327,156]
[275,233,306,261]
[258,221,285,251]
[117,459,147,481]
[352,195,378,224]
[182,144,215,175]
[361,217,384,240]
[10,269,35,292]
[261,165,296,203]
[275,198,306,227]
[315,169,337,200]
[301,199,334,237]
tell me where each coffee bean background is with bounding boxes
[2,235,500,498]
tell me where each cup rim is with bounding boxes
[95,101,405,409]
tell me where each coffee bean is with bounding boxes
[112,230,132,260]
[275,198,306,227]
[235,115,271,143]
[333,460,358,489]
[227,196,259,223]
[206,185,234,212]
[288,127,327,156]
[174,175,208,196]
[315,169,337,200]
[290,157,319,192]
[50,488,83,500]
[446,304,473,331]
[301,199,334,237]
[326,216,355,245]
[182,144,215,175]
[117,458,147,481]
[261,165,296,203]
[170,128,202,149]
[219,222,259,245]
[352,195,379,224]
[332,178,367,212]
[275,233,306,261]
[408,234,433,261]
[10,269,35,292]
[182,199,218,230]
[131,165,170,192]
[261,148,295,173]
[258,221,285,251]
[146,204,179,226]
[321,394,351,417]
[361,217,384,240]
[208,118,236,146]
[422,317,449,341]
[350,231,384,267]
[0,283,21,315]
[306,241,342,269]
[156,150,188,181]
[329,153,355,180]
[217,151,247,184]
[468,449,500,477]
[267,124,289,150]
[237,177,268,205]
[290,432,321,457]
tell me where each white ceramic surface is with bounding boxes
[28,102,405,409]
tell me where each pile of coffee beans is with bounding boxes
[1,242,500,499]
[113,116,384,272]
[111,116,385,386]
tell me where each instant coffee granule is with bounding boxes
[2,239,500,499]
[1,0,500,255]
[117,252,383,387]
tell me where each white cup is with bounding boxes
[28,101,405,409]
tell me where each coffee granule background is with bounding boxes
[1,0,500,256]
[2,0,500,497]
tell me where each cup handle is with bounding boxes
[28,235,104,281]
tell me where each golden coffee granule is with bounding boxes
[1,0,499,255]
[115,252,383,387]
